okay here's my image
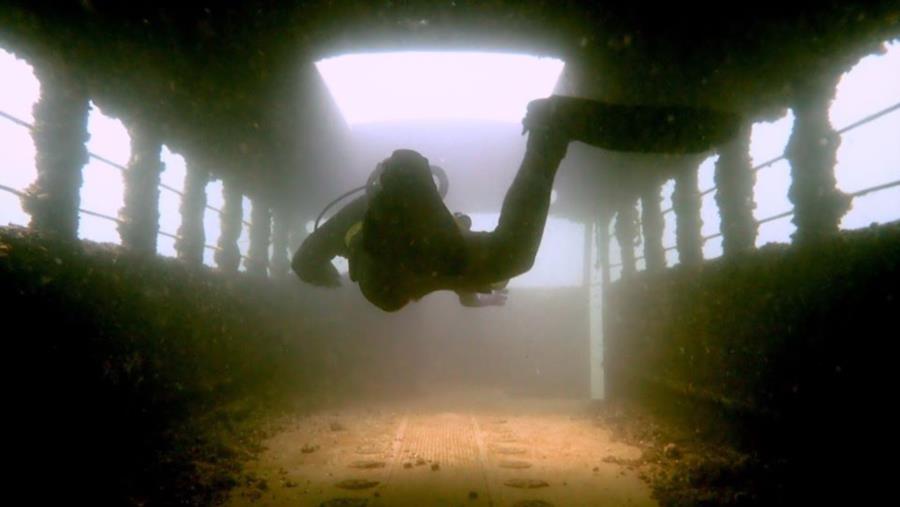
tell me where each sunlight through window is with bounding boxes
[0,48,40,227]
[157,146,186,257]
[238,196,251,270]
[832,41,900,230]
[751,112,795,246]
[79,103,129,244]
[697,155,722,259]
[661,179,679,266]
[204,179,225,266]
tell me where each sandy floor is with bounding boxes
[224,391,657,507]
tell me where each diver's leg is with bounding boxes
[524,95,741,153]
[464,126,569,283]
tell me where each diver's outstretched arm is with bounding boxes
[292,194,368,287]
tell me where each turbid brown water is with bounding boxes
[224,391,657,507]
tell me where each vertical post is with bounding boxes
[215,179,242,273]
[582,217,594,398]
[640,182,665,272]
[582,218,593,287]
[24,63,90,240]
[673,162,704,265]
[786,75,850,243]
[270,206,293,279]
[590,205,613,400]
[175,162,208,265]
[715,123,757,255]
[614,197,638,277]
[119,123,163,254]
[246,196,271,277]
[597,206,612,288]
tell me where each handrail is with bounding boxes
[608,177,900,269]
[656,100,900,216]
[1,182,243,258]
[0,109,252,228]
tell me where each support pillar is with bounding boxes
[175,162,208,265]
[786,75,851,243]
[270,206,293,279]
[715,123,757,255]
[614,197,638,278]
[24,64,90,240]
[215,179,242,273]
[673,162,704,266]
[245,197,271,277]
[640,182,665,272]
[119,124,163,254]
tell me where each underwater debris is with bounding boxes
[602,455,638,467]
[350,460,386,469]
[504,478,550,489]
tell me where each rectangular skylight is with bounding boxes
[315,51,565,125]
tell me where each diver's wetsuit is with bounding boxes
[292,127,568,312]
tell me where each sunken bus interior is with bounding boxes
[1,2,899,506]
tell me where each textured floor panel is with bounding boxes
[224,397,657,507]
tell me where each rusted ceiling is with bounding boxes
[1,1,898,212]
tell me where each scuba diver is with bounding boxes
[293,95,739,311]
